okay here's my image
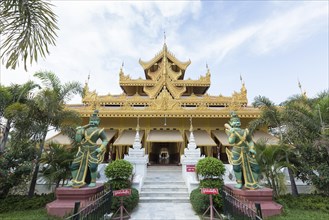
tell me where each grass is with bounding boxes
[267,209,329,220]
[0,208,61,220]
[266,193,329,220]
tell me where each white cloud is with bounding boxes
[253,2,328,54]
[0,1,327,106]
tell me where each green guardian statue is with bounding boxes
[225,112,260,189]
[69,110,109,188]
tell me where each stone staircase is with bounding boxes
[130,165,200,220]
[139,166,189,203]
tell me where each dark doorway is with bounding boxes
[149,142,180,165]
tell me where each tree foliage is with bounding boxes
[250,95,299,196]
[255,141,293,197]
[0,81,40,152]
[250,91,329,196]
[27,71,82,197]
[40,143,75,188]
[0,139,36,198]
[0,0,58,70]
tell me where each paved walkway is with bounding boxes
[130,202,200,220]
[130,166,200,220]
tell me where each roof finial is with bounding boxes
[189,117,193,132]
[87,73,90,84]
[137,116,140,131]
[164,30,166,44]
[120,61,124,71]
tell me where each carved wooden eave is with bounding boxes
[78,43,256,120]
[81,85,248,111]
[67,103,260,119]
[139,43,191,78]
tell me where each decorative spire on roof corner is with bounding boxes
[206,63,210,76]
[120,61,124,71]
[82,74,90,98]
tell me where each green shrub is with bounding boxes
[276,194,329,213]
[200,178,223,189]
[105,159,133,190]
[0,193,55,213]
[105,160,139,212]
[110,179,131,190]
[111,188,139,213]
[190,188,209,214]
[199,179,224,212]
[196,157,225,179]
[105,159,133,180]
[191,157,226,214]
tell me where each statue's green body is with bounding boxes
[69,110,108,188]
[225,112,260,189]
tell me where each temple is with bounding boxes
[49,43,273,165]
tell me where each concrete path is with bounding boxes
[130,166,200,220]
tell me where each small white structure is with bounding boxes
[181,120,205,193]
[124,125,149,192]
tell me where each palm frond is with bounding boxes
[0,0,58,70]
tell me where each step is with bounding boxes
[143,181,185,185]
[140,192,189,197]
[141,185,188,192]
[147,166,182,170]
[147,170,182,174]
[139,197,190,203]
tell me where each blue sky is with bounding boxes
[1,1,328,105]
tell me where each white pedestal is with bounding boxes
[124,131,149,192]
[181,131,204,193]
[124,152,149,192]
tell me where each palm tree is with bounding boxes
[0,81,40,152]
[255,141,293,198]
[283,92,329,195]
[28,71,82,197]
[249,96,299,196]
[0,0,58,70]
[40,143,75,188]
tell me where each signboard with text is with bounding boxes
[201,188,219,195]
[186,164,196,172]
[113,189,132,197]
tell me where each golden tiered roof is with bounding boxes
[68,44,259,119]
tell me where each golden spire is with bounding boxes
[189,117,193,132]
[82,74,90,98]
[206,63,210,76]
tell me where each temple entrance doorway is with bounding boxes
[149,142,180,165]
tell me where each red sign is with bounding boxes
[186,165,195,172]
[201,188,219,195]
[113,189,132,197]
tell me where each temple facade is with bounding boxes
[51,43,272,165]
